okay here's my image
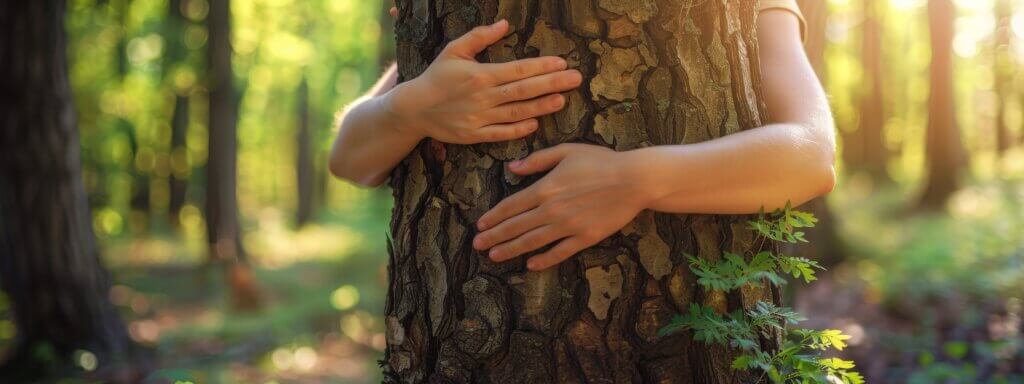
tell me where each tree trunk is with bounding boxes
[206,0,262,310]
[918,0,964,210]
[295,76,315,227]
[166,0,191,226]
[386,0,778,382]
[993,0,1012,157]
[0,1,147,381]
[852,0,889,182]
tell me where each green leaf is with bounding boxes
[819,357,855,370]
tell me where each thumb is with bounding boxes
[508,145,571,175]
[443,20,509,59]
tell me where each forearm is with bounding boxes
[628,122,836,215]
[329,65,422,187]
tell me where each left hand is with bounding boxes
[473,143,652,271]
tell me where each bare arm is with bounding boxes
[327,64,412,187]
[328,20,582,187]
[473,10,837,270]
[631,9,835,213]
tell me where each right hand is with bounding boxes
[386,19,583,144]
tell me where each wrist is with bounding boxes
[381,81,426,140]
[619,147,674,210]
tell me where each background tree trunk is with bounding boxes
[206,0,262,310]
[295,76,315,227]
[918,0,964,210]
[851,0,889,182]
[0,1,146,381]
[385,0,778,382]
[166,0,192,227]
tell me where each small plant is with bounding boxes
[660,202,865,384]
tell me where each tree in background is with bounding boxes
[0,1,148,381]
[206,0,263,309]
[918,0,965,210]
[165,0,193,227]
[385,0,778,381]
[849,0,890,182]
[295,75,316,227]
[993,0,1013,157]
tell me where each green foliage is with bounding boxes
[662,204,862,383]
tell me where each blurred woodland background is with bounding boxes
[1,0,1023,382]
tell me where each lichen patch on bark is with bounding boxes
[585,263,624,320]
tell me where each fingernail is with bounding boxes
[508,160,524,169]
[476,220,487,231]
[554,58,567,70]
[473,236,484,249]
[489,249,501,260]
[527,260,540,270]
[493,19,508,28]
[568,71,583,86]
[551,95,565,108]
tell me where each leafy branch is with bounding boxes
[661,203,863,384]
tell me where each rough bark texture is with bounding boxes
[385,1,779,382]
[918,0,963,210]
[0,1,145,381]
[206,0,262,309]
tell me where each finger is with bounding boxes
[473,209,545,251]
[389,7,397,19]
[484,94,565,124]
[527,236,590,271]
[477,186,542,231]
[489,225,570,262]
[473,119,539,143]
[487,69,582,104]
[507,144,574,175]
[485,56,567,84]
[443,20,509,59]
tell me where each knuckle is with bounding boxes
[468,72,489,87]
[564,216,586,231]
[499,84,516,98]
[507,106,521,120]
[514,62,528,77]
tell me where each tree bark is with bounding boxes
[206,0,262,309]
[295,76,315,227]
[918,0,964,210]
[0,1,146,381]
[385,1,778,382]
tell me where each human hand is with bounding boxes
[472,144,654,270]
[386,20,583,144]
